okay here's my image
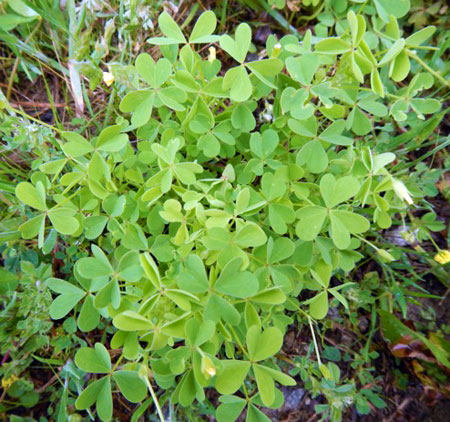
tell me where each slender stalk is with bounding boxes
[228,324,250,360]
[143,375,166,422]
[7,106,63,135]
[111,354,124,372]
[48,188,81,210]
[255,0,300,36]
[354,233,380,251]
[308,317,322,367]
[299,3,325,22]
[407,50,450,87]
[7,18,42,100]
[414,46,439,51]
[103,87,117,129]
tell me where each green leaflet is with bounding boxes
[296,206,327,241]
[177,254,209,293]
[246,326,283,362]
[75,376,112,421]
[215,257,259,298]
[320,174,360,208]
[16,182,47,211]
[112,371,147,403]
[113,311,153,331]
[75,343,111,373]
[223,65,252,102]
[220,23,251,63]
[189,11,219,44]
[47,278,85,319]
[215,361,251,394]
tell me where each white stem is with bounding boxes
[144,375,166,422]
[308,317,322,367]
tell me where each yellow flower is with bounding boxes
[434,250,450,265]
[102,72,115,86]
[1,374,19,389]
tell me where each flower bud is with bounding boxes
[272,43,282,58]
[392,179,413,205]
[377,249,395,262]
[208,47,216,63]
[201,355,216,378]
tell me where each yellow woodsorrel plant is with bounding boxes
[13,6,443,422]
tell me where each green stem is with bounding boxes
[255,0,300,36]
[354,233,379,251]
[414,46,439,51]
[407,50,450,87]
[299,3,325,22]
[427,231,441,252]
[227,324,250,360]
[7,18,42,100]
[7,106,63,135]
[111,354,124,372]
[103,87,117,129]
[48,187,81,210]
[242,381,250,400]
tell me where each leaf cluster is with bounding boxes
[10,5,445,421]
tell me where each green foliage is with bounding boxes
[2,2,448,421]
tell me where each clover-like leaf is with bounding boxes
[189,11,219,44]
[215,361,251,394]
[295,206,327,241]
[112,371,147,403]
[75,376,112,422]
[113,311,153,331]
[373,0,410,22]
[223,65,252,102]
[215,257,259,298]
[19,214,46,241]
[77,256,113,279]
[285,53,319,85]
[315,38,351,54]
[95,125,128,152]
[177,254,209,293]
[62,131,94,157]
[75,343,111,374]
[246,326,283,362]
[309,291,329,320]
[185,319,216,347]
[320,174,360,208]
[48,208,80,235]
[220,23,251,63]
[47,278,85,319]
[216,396,246,422]
[204,294,241,325]
[148,11,186,45]
[16,182,47,211]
